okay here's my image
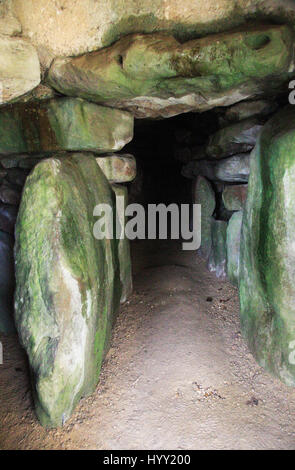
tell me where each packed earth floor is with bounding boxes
[1,240,295,450]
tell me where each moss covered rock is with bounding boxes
[96,154,136,183]
[240,106,295,386]
[226,211,243,287]
[15,153,122,427]
[48,25,294,118]
[0,98,133,155]
[193,176,216,259]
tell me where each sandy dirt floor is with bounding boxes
[1,240,295,450]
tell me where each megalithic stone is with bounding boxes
[240,105,295,386]
[0,98,134,155]
[15,153,122,427]
[48,25,295,119]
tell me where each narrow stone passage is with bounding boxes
[1,240,295,450]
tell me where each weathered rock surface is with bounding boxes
[96,154,136,183]
[0,0,21,36]
[226,211,243,287]
[207,219,227,279]
[240,105,295,386]
[182,153,250,183]
[0,230,15,334]
[222,184,248,211]
[193,176,215,259]
[0,98,133,155]
[206,118,263,158]
[0,203,18,234]
[0,35,40,105]
[48,25,294,118]
[15,153,122,427]
[221,100,277,124]
[111,184,133,303]
[11,0,295,63]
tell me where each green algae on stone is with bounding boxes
[226,211,243,287]
[239,106,295,386]
[96,154,136,183]
[111,184,133,303]
[48,25,294,118]
[0,98,134,155]
[208,220,228,279]
[193,176,216,259]
[14,153,122,427]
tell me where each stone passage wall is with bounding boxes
[181,101,295,388]
[1,0,295,427]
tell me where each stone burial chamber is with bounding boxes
[2,0,295,428]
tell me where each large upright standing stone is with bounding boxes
[240,106,295,386]
[15,153,122,427]
[193,176,215,259]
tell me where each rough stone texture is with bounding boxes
[96,154,136,183]
[0,35,40,105]
[206,118,263,158]
[0,98,134,155]
[207,219,227,279]
[182,153,250,183]
[222,184,248,211]
[240,105,295,386]
[11,0,295,66]
[222,100,277,124]
[0,230,15,334]
[15,153,122,427]
[47,25,294,118]
[111,184,133,303]
[226,211,243,287]
[0,0,21,36]
[193,176,215,260]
